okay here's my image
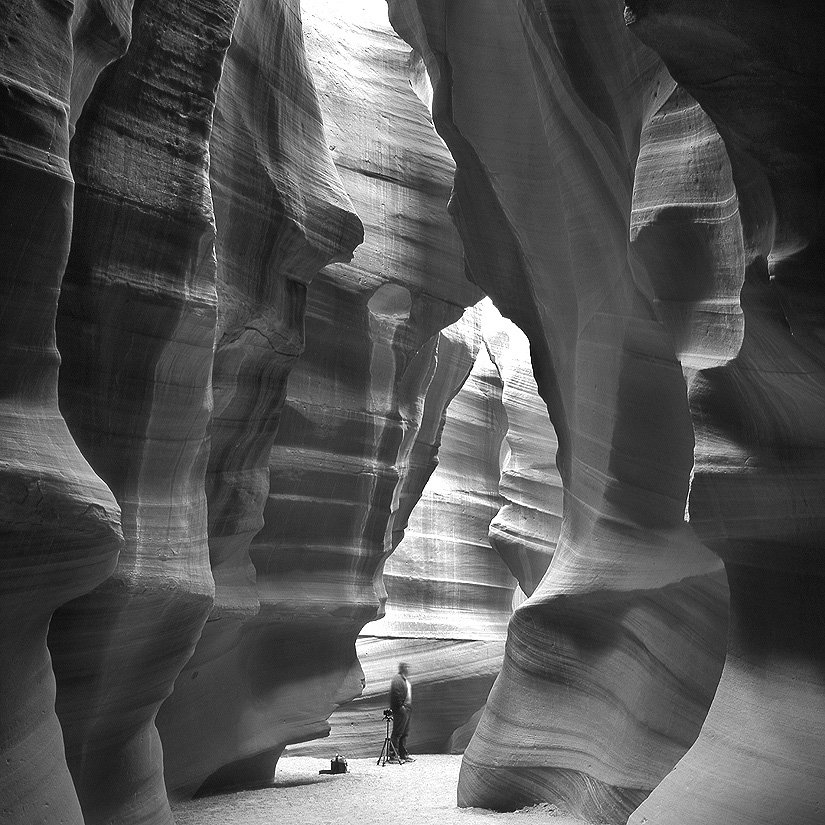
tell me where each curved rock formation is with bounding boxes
[6,1,822,822]
[626,5,825,824]
[157,0,363,797]
[69,1,134,130]
[46,2,241,822]
[290,304,514,758]
[388,1,731,820]
[292,298,561,760]
[205,0,363,622]
[158,0,480,797]
[375,308,510,644]
[0,4,126,822]
[482,300,561,597]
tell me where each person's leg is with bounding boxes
[398,707,411,758]
[390,710,405,760]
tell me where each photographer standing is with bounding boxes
[389,662,415,762]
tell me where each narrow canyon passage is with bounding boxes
[1,1,823,824]
[289,298,560,761]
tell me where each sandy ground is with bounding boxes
[172,755,591,825]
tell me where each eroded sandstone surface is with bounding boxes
[2,1,824,824]
[626,4,825,824]
[157,0,481,799]
[47,2,239,821]
[0,4,126,822]
[2,0,362,821]
[387,1,733,820]
[291,299,559,759]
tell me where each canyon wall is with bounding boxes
[389,1,824,824]
[157,0,482,798]
[484,301,561,597]
[387,0,733,821]
[2,0,362,822]
[626,4,825,824]
[205,0,364,624]
[2,0,488,816]
[3,1,823,823]
[289,298,561,760]
[48,2,240,821]
[292,298,559,759]
[0,5,126,821]
[341,305,513,759]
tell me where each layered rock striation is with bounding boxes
[291,298,561,760]
[46,2,242,823]
[3,0,359,822]
[626,4,825,823]
[388,1,733,820]
[4,1,824,823]
[292,303,511,758]
[158,0,481,798]
[205,0,363,622]
[0,4,126,821]
[374,306,511,645]
[483,300,561,597]
[155,0,366,799]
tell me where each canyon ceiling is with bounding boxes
[1,1,823,825]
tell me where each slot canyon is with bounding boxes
[1,1,822,824]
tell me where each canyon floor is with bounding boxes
[172,755,591,825]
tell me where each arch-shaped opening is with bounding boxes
[285,299,561,760]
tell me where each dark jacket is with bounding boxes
[389,673,410,711]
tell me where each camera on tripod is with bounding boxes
[377,708,401,766]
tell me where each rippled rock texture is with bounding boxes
[289,298,560,760]
[0,3,127,823]
[388,1,734,821]
[2,0,360,822]
[157,0,481,798]
[4,1,824,823]
[626,4,825,824]
[205,0,364,624]
[46,2,244,823]
[483,301,561,597]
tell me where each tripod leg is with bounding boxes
[388,738,400,764]
[379,716,391,766]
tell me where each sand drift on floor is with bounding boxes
[171,755,592,825]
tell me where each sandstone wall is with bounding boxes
[2,0,362,821]
[0,5,126,821]
[157,0,481,798]
[3,1,823,823]
[289,298,561,760]
[627,4,825,824]
[205,0,364,623]
[388,1,733,821]
[483,301,561,597]
[292,303,507,758]
[47,2,245,822]
[390,1,825,824]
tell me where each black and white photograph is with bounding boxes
[1,1,823,824]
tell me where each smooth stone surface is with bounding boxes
[0,3,125,822]
[205,0,363,621]
[627,4,825,822]
[3,2,823,823]
[291,300,563,760]
[48,1,240,822]
[159,0,481,799]
[388,1,731,820]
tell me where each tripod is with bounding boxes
[377,711,402,766]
